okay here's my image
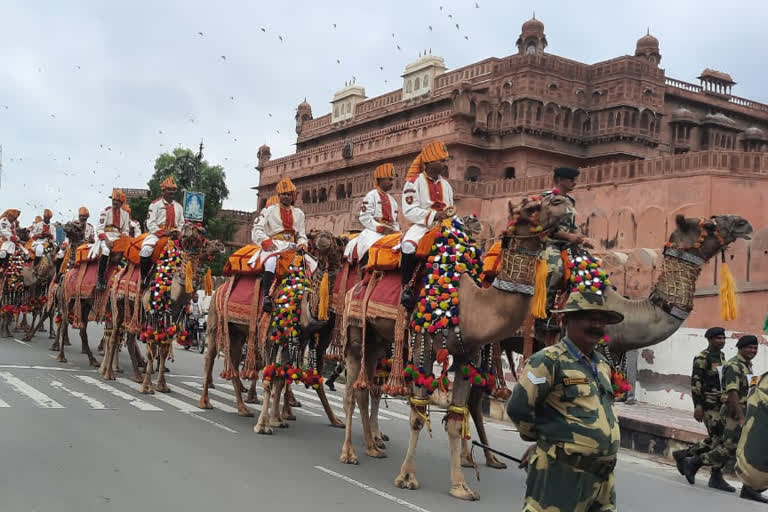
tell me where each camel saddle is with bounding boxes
[365,227,440,272]
[223,244,297,279]
[125,233,170,265]
[479,240,503,282]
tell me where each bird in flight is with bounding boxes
[198,31,204,36]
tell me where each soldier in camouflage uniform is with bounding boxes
[536,167,595,341]
[672,326,733,492]
[683,334,768,503]
[736,371,768,499]
[507,291,624,512]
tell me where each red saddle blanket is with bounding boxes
[65,260,120,298]
[220,275,263,324]
[114,263,141,299]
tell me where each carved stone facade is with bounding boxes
[254,17,768,331]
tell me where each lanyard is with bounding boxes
[563,338,598,380]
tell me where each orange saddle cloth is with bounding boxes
[125,234,170,265]
[223,245,298,279]
[365,227,440,272]
[479,241,503,281]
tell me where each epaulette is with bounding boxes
[406,172,421,184]
[542,344,567,360]
[151,198,163,205]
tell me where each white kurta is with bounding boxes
[344,188,400,263]
[129,220,142,238]
[140,198,185,257]
[0,216,21,257]
[249,203,316,272]
[30,221,55,257]
[89,206,130,259]
[401,172,454,252]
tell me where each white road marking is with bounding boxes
[115,378,200,412]
[314,466,432,512]
[75,375,162,411]
[50,379,109,409]
[182,411,237,433]
[191,381,322,418]
[0,396,10,407]
[289,387,404,421]
[0,364,86,372]
[0,371,64,408]
[13,338,30,347]
[167,382,238,414]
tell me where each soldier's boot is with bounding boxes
[325,362,344,392]
[140,256,153,289]
[708,469,735,492]
[95,255,109,291]
[682,455,703,485]
[399,252,418,310]
[740,486,768,503]
[672,448,692,476]
[261,271,275,313]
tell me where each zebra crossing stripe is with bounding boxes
[166,382,239,414]
[115,378,201,413]
[0,396,10,407]
[0,371,64,408]
[181,381,262,411]
[75,375,162,411]
[50,379,109,409]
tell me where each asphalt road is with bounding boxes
[0,324,760,512]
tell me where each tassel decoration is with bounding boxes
[531,257,549,319]
[719,256,737,321]
[59,247,71,274]
[185,260,194,294]
[317,270,330,321]
[204,268,213,296]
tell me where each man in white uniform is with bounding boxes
[344,163,400,267]
[123,204,142,238]
[91,189,131,290]
[399,140,454,309]
[56,207,95,269]
[30,209,55,266]
[251,177,314,313]
[0,209,23,265]
[140,176,185,287]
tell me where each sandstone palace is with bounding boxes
[250,16,768,332]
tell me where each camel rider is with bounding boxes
[251,177,315,313]
[399,140,453,310]
[140,176,185,287]
[537,166,595,338]
[0,209,23,266]
[123,204,142,237]
[30,209,55,266]
[56,207,95,269]
[344,163,400,266]
[91,189,131,290]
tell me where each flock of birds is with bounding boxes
[1,2,487,222]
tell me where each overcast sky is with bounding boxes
[1,1,766,225]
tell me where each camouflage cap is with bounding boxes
[551,291,624,324]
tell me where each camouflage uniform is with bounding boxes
[507,336,620,512]
[684,348,726,464]
[736,371,768,492]
[537,191,578,334]
[699,354,753,468]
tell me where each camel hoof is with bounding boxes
[49,343,59,351]
[89,359,100,368]
[394,473,420,490]
[254,425,273,435]
[56,355,67,363]
[289,400,302,408]
[209,383,216,390]
[244,396,260,404]
[486,459,507,470]
[284,413,296,421]
[375,438,386,450]
[156,384,170,393]
[380,433,389,442]
[276,422,289,429]
[339,449,359,465]
[366,448,387,459]
[103,373,116,381]
[237,408,254,418]
[449,483,480,501]
[133,376,143,384]
[115,367,124,374]
[328,420,345,429]
[139,386,154,395]
[21,336,32,342]
[63,340,71,346]
[198,399,213,410]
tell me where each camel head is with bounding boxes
[64,220,85,245]
[179,223,206,253]
[669,214,753,260]
[506,193,572,233]
[200,238,225,262]
[22,254,54,287]
[460,214,483,237]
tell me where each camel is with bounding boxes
[200,230,346,424]
[334,195,571,500]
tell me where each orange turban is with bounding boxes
[406,140,449,180]
[374,163,395,179]
[110,188,127,203]
[266,195,279,207]
[44,209,53,218]
[78,207,90,217]
[275,177,296,194]
[160,176,178,190]
[2,209,20,219]
[34,216,42,223]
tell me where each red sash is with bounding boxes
[427,177,445,211]
[279,205,294,232]
[164,202,176,229]
[377,189,393,223]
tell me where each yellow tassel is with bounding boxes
[719,262,737,321]
[318,270,330,321]
[185,261,194,294]
[204,268,213,296]
[59,247,71,274]
[531,257,549,319]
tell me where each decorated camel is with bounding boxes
[333,195,571,501]
[199,230,345,424]
[102,223,219,392]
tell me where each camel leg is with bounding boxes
[282,383,296,421]
[23,311,46,341]
[56,318,68,363]
[139,345,155,394]
[270,377,287,428]
[357,379,386,459]
[244,380,259,403]
[369,385,388,449]
[80,325,99,368]
[254,380,274,435]
[394,404,425,490]
[446,377,480,501]
[48,311,55,339]
[230,337,252,417]
[285,384,301,407]
[315,383,344,428]
[340,330,362,464]
[198,329,218,410]
[124,334,143,382]
[463,389,506,469]
[155,344,170,393]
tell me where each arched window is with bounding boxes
[406,80,413,93]
[640,111,650,132]
[319,188,327,202]
[414,77,421,90]
[526,42,536,55]
[469,100,477,116]
[536,105,542,121]
[423,74,429,88]
[504,167,516,179]
[334,106,339,117]
[464,166,481,182]
[608,112,615,129]
[487,111,494,128]
[302,190,311,204]
[311,190,318,203]
[336,184,346,200]
[346,182,352,198]
[345,103,351,114]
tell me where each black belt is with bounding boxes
[538,441,617,479]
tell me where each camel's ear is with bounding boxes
[675,214,688,231]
